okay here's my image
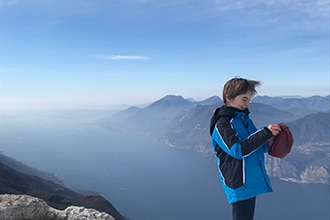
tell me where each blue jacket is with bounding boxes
[209,106,273,204]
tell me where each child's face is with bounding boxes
[226,91,252,110]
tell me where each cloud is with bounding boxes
[94,54,151,61]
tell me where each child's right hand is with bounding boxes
[267,124,281,136]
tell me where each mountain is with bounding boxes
[162,103,217,155]
[145,95,196,114]
[100,95,201,136]
[101,95,329,146]
[287,112,330,145]
[0,154,126,220]
[101,95,330,185]
[266,141,329,184]
[253,95,330,117]
[195,95,221,106]
[0,152,64,186]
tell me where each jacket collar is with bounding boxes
[219,105,250,116]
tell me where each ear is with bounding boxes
[225,96,232,104]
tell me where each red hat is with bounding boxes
[268,123,293,158]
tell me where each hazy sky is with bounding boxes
[0,0,329,109]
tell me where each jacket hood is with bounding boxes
[209,106,250,136]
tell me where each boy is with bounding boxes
[209,78,281,220]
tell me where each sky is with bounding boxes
[0,0,329,109]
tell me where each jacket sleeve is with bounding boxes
[240,127,273,156]
[212,117,273,159]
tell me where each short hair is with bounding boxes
[222,78,261,104]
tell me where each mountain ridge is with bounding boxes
[101,94,330,185]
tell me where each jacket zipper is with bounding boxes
[241,114,248,189]
[242,158,246,189]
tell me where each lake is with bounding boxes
[0,110,328,220]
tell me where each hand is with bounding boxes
[267,124,281,136]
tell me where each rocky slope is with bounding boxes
[0,160,126,220]
[0,194,114,220]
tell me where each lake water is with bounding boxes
[0,110,329,220]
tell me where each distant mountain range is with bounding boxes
[100,95,330,185]
[253,95,330,117]
[0,153,126,220]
